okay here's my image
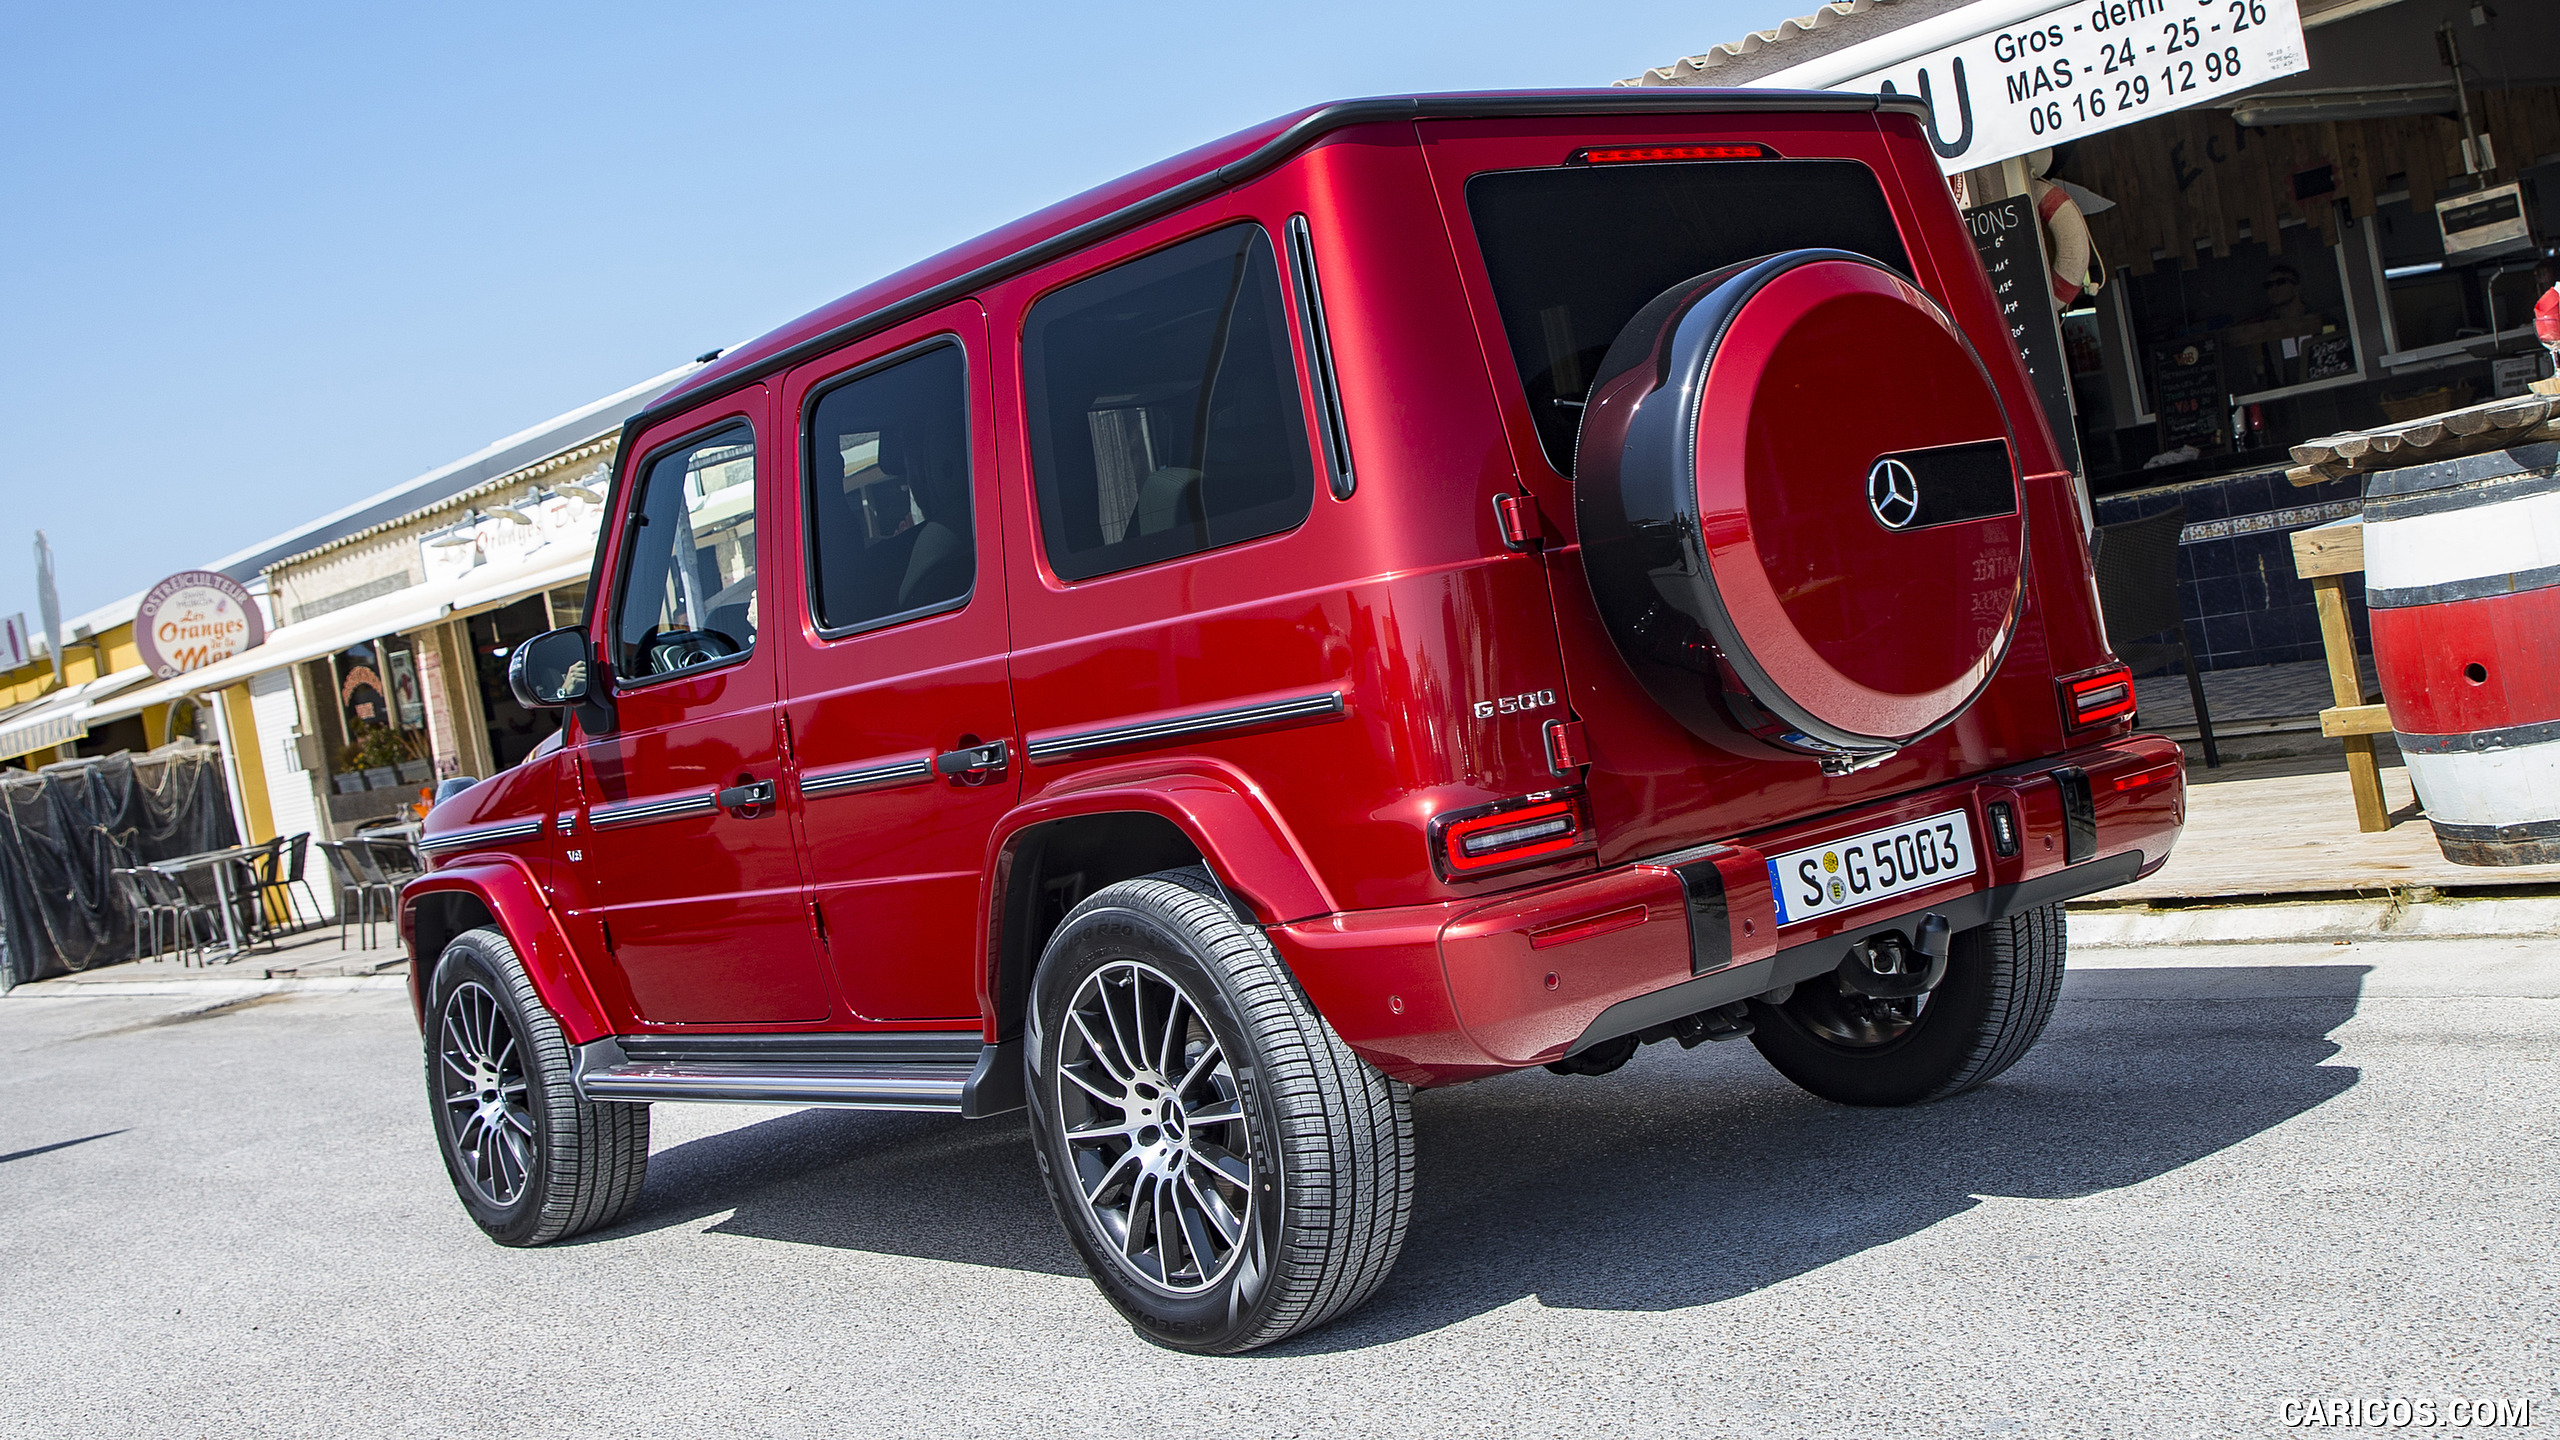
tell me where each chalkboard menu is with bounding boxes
[2149,340,2227,453]
[2303,331,2356,383]
[1963,195,2081,477]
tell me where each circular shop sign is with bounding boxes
[136,570,266,679]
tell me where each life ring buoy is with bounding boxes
[2034,177,2100,305]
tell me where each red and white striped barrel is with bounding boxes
[2363,446,2560,866]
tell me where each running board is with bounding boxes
[571,1032,1023,1118]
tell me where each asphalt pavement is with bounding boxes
[3,937,2554,1438]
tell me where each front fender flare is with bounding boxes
[401,857,611,1044]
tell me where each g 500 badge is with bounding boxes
[1473,689,1558,720]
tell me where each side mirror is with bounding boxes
[508,626,593,709]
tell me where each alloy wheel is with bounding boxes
[438,980,535,1208]
[1053,959,1255,1297]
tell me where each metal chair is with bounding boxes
[2092,503,2219,768]
[318,840,397,950]
[111,867,185,963]
[137,867,216,965]
[250,833,323,935]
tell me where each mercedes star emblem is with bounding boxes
[1867,457,1921,530]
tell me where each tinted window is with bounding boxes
[1466,160,1913,472]
[612,424,759,681]
[805,343,974,633]
[1023,223,1315,581]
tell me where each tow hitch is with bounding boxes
[1834,912,1952,999]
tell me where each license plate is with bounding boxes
[1767,808,1977,927]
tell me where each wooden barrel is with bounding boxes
[2363,444,2560,865]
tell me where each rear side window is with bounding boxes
[1467,159,1913,473]
[804,342,974,634]
[1023,223,1315,582]
[613,424,758,682]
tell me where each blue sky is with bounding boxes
[1,0,1760,623]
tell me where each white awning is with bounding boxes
[86,549,593,724]
[0,668,154,762]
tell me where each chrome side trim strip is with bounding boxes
[417,817,546,854]
[1027,690,1345,763]
[588,791,717,829]
[800,754,935,798]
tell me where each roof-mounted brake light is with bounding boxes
[1568,143,1774,165]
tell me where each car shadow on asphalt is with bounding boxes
[591,964,2368,1349]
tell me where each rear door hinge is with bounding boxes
[1493,492,1543,552]
[1544,717,1591,776]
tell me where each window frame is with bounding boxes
[799,333,979,643]
[608,413,764,693]
[1019,218,1320,585]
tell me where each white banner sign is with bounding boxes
[1832,0,2310,175]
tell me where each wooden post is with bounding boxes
[2293,515,2390,834]
[2313,575,2389,833]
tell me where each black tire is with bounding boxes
[425,926,649,1246]
[1749,903,2066,1107]
[1026,868,1415,1353]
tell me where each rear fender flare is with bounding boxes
[981,760,1338,1022]
[400,858,611,1044]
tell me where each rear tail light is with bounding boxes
[1430,791,1590,880]
[1568,143,1774,165]
[2060,664,2137,729]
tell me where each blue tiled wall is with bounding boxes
[2094,467,2370,674]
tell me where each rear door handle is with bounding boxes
[716,779,777,815]
[932,740,1009,777]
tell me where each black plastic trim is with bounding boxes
[1562,850,2143,1057]
[416,817,545,854]
[1284,214,1356,499]
[2053,766,2097,864]
[1027,690,1346,763]
[1674,855,1732,975]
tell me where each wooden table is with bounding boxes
[2290,516,2393,832]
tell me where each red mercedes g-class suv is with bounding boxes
[405,90,2183,1353]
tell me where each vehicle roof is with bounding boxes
[639,87,1920,431]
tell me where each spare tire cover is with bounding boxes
[1575,249,2027,763]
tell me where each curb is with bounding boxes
[2067,895,2560,949]
[3,975,410,999]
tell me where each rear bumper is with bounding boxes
[1271,733,2184,1086]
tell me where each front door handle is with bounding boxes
[932,740,1009,777]
[716,779,777,815]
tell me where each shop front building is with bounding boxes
[4,359,710,937]
[1633,0,2559,682]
